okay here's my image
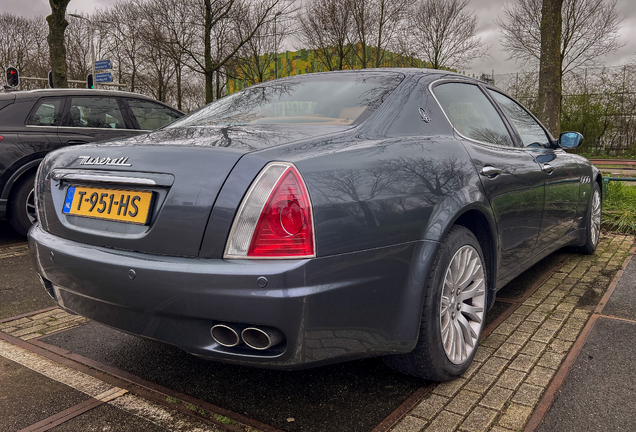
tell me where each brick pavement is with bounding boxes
[0,308,88,340]
[0,243,28,259]
[390,234,635,432]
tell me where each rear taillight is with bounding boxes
[0,136,4,142]
[224,162,315,259]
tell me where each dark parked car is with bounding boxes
[28,70,601,381]
[0,88,183,235]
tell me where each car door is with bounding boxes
[57,95,141,146]
[486,89,581,255]
[432,81,546,281]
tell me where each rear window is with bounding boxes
[168,72,404,128]
[127,98,181,130]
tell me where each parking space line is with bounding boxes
[17,388,129,432]
[28,338,284,432]
[0,329,283,432]
[0,333,238,431]
[523,252,634,431]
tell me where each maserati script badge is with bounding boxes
[77,156,132,167]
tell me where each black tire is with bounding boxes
[577,182,602,255]
[8,172,37,237]
[384,226,487,381]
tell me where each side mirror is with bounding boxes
[559,131,584,149]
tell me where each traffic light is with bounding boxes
[6,67,19,88]
[48,71,54,88]
[86,73,94,89]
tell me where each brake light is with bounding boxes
[0,136,4,142]
[224,162,315,259]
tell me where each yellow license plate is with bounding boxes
[62,185,153,224]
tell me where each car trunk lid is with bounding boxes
[38,143,245,257]
[37,125,347,257]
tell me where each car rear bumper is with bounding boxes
[28,223,439,369]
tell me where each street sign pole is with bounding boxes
[90,19,96,89]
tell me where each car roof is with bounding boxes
[243,68,481,86]
[6,88,162,101]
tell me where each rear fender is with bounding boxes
[1,158,43,200]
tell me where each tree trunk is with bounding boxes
[204,0,215,103]
[175,62,182,111]
[537,0,564,137]
[46,0,71,88]
[216,69,222,100]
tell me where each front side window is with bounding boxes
[127,99,181,130]
[68,97,126,129]
[168,72,404,128]
[26,98,63,126]
[488,90,551,148]
[433,82,512,146]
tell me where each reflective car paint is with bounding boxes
[28,69,601,369]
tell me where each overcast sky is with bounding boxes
[4,0,636,76]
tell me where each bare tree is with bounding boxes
[144,0,199,110]
[537,0,564,136]
[47,0,71,88]
[99,2,145,92]
[297,0,354,71]
[372,0,416,67]
[498,0,624,75]
[0,14,49,83]
[166,0,282,104]
[349,0,375,69]
[65,15,92,81]
[230,2,296,84]
[408,0,488,70]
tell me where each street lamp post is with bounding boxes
[274,11,282,79]
[69,14,96,89]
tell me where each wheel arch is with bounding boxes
[2,159,43,202]
[447,207,498,311]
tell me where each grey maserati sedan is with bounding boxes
[28,69,601,381]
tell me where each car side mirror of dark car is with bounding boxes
[558,131,584,149]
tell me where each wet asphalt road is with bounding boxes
[1,222,567,432]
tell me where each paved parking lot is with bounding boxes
[1,221,634,431]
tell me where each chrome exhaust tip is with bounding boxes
[241,327,283,350]
[211,324,241,347]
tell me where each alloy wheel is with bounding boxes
[591,188,601,247]
[440,245,486,364]
[26,188,37,224]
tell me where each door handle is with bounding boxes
[542,163,554,174]
[480,166,502,178]
[67,140,88,145]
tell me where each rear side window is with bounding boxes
[433,83,512,146]
[127,99,181,130]
[488,90,551,148]
[68,97,126,129]
[26,98,64,126]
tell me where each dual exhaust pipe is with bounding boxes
[211,324,283,350]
